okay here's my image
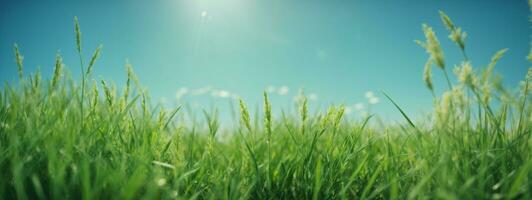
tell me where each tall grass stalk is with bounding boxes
[263,91,272,191]
[74,16,87,129]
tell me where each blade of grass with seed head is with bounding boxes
[51,53,63,90]
[263,91,273,189]
[419,24,453,89]
[74,16,82,55]
[263,91,272,136]
[124,62,133,102]
[74,16,87,129]
[439,10,468,60]
[423,58,435,97]
[13,44,24,80]
[239,99,253,133]
[300,93,308,135]
[86,45,102,76]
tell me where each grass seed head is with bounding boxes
[423,58,434,92]
[101,80,113,106]
[299,95,308,124]
[239,98,252,133]
[158,109,167,129]
[74,16,82,54]
[91,81,99,109]
[435,91,452,125]
[421,24,445,69]
[263,91,272,135]
[124,61,134,102]
[333,105,345,130]
[33,69,42,90]
[439,10,455,31]
[440,11,466,50]
[319,107,332,130]
[483,48,508,83]
[320,106,336,130]
[86,45,102,76]
[52,53,63,89]
[125,60,141,93]
[13,44,24,80]
[452,86,467,110]
[457,62,476,88]
[448,27,467,50]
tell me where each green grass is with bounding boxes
[1,10,531,200]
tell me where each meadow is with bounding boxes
[0,8,531,200]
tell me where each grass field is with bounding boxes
[1,8,531,200]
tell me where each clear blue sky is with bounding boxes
[1,0,530,121]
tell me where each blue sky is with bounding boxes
[1,0,530,121]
